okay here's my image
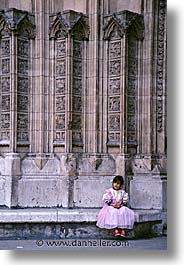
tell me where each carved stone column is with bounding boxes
[49,10,89,207]
[103,11,144,181]
[87,0,99,153]
[155,0,167,172]
[129,0,167,210]
[49,10,89,154]
[34,0,48,154]
[0,14,11,146]
[0,8,35,207]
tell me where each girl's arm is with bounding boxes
[112,192,128,208]
[102,189,113,205]
[122,192,129,205]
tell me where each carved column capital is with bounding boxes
[0,8,35,39]
[49,10,89,40]
[103,10,144,40]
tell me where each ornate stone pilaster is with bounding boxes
[34,1,46,153]
[49,11,89,206]
[141,0,155,154]
[0,8,35,207]
[156,0,167,154]
[0,21,11,145]
[129,1,167,211]
[103,10,144,156]
[49,10,89,153]
[87,0,99,153]
[0,8,35,151]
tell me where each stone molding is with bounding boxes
[131,154,167,177]
[156,0,166,133]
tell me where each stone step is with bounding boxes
[0,208,166,223]
[0,208,167,240]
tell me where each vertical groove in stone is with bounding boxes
[87,0,99,153]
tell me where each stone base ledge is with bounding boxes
[0,208,166,224]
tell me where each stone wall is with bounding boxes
[0,0,167,211]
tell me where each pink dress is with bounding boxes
[96,187,135,229]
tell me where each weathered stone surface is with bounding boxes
[130,177,167,210]
[109,0,142,14]
[18,179,63,208]
[0,156,5,205]
[4,153,21,176]
[0,0,167,236]
[73,175,113,207]
[0,178,5,205]
[0,221,165,240]
[21,155,60,175]
[78,155,115,175]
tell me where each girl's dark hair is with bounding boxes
[112,175,124,186]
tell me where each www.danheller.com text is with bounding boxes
[35,239,130,248]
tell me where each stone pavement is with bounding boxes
[0,236,167,251]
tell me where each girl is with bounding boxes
[96,175,135,237]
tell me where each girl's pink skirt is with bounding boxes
[96,204,135,229]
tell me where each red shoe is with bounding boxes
[120,229,126,237]
[113,229,120,237]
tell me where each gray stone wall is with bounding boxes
[0,0,167,211]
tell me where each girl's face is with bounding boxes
[112,181,121,190]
